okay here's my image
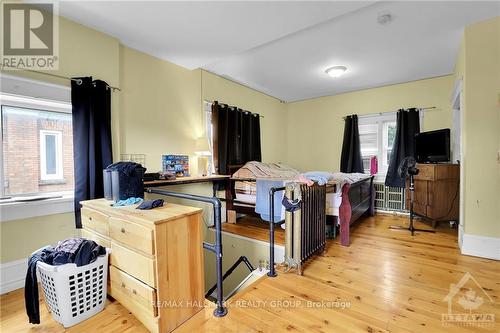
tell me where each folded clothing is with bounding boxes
[111,197,143,206]
[255,179,287,222]
[301,171,333,186]
[25,239,106,324]
[137,199,164,210]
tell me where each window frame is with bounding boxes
[0,75,74,221]
[0,93,72,198]
[39,129,64,181]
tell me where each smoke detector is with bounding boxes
[377,13,393,25]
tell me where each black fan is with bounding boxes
[398,156,419,179]
[389,156,435,235]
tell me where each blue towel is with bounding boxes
[301,171,332,185]
[255,179,286,223]
[112,197,143,206]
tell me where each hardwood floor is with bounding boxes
[0,288,149,333]
[179,214,500,332]
[221,216,285,245]
[1,214,499,332]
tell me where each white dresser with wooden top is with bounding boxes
[80,198,205,333]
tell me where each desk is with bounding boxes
[144,175,230,196]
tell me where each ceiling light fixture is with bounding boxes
[325,66,347,78]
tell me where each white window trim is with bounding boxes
[358,111,424,181]
[0,192,74,222]
[40,130,63,181]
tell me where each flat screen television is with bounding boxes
[415,129,450,163]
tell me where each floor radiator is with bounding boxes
[374,182,406,212]
[283,182,326,274]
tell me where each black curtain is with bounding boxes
[340,115,364,173]
[212,102,261,175]
[385,108,420,188]
[71,77,113,228]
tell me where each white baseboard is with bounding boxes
[461,234,500,260]
[1,258,27,294]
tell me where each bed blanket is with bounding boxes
[232,161,300,179]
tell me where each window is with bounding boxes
[358,114,397,179]
[358,112,423,180]
[204,100,215,173]
[1,96,73,197]
[40,130,63,181]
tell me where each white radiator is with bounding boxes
[373,182,406,212]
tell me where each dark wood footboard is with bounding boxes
[339,176,375,246]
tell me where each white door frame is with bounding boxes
[451,78,464,248]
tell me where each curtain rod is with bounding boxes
[0,66,121,92]
[204,99,264,118]
[342,106,436,120]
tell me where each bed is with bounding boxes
[226,162,375,246]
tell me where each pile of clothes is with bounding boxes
[25,238,106,324]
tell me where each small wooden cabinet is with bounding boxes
[406,163,460,227]
[80,199,205,333]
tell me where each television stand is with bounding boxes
[406,163,460,227]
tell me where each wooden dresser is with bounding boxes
[406,163,460,227]
[80,198,204,333]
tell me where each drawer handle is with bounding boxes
[89,217,93,221]
[121,282,126,288]
[132,289,137,295]
[120,227,126,233]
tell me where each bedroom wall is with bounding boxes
[456,17,500,242]
[286,75,454,171]
[118,48,287,173]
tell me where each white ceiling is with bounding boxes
[58,1,499,102]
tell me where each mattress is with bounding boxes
[235,184,342,217]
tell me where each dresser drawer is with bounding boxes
[81,229,111,248]
[109,217,155,255]
[415,164,434,181]
[110,242,156,288]
[81,207,109,237]
[109,266,157,316]
[109,266,158,333]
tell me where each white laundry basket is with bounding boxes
[36,247,110,328]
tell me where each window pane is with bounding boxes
[2,105,73,195]
[45,135,57,174]
[386,122,397,148]
[359,124,378,157]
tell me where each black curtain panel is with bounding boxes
[340,115,364,173]
[385,108,420,188]
[71,77,113,228]
[241,111,262,163]
[212,102,261,175]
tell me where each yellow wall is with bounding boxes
[286,75,454,171]
[118,47,287,173]
[0,213,77,262]
[457,17,500,238]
